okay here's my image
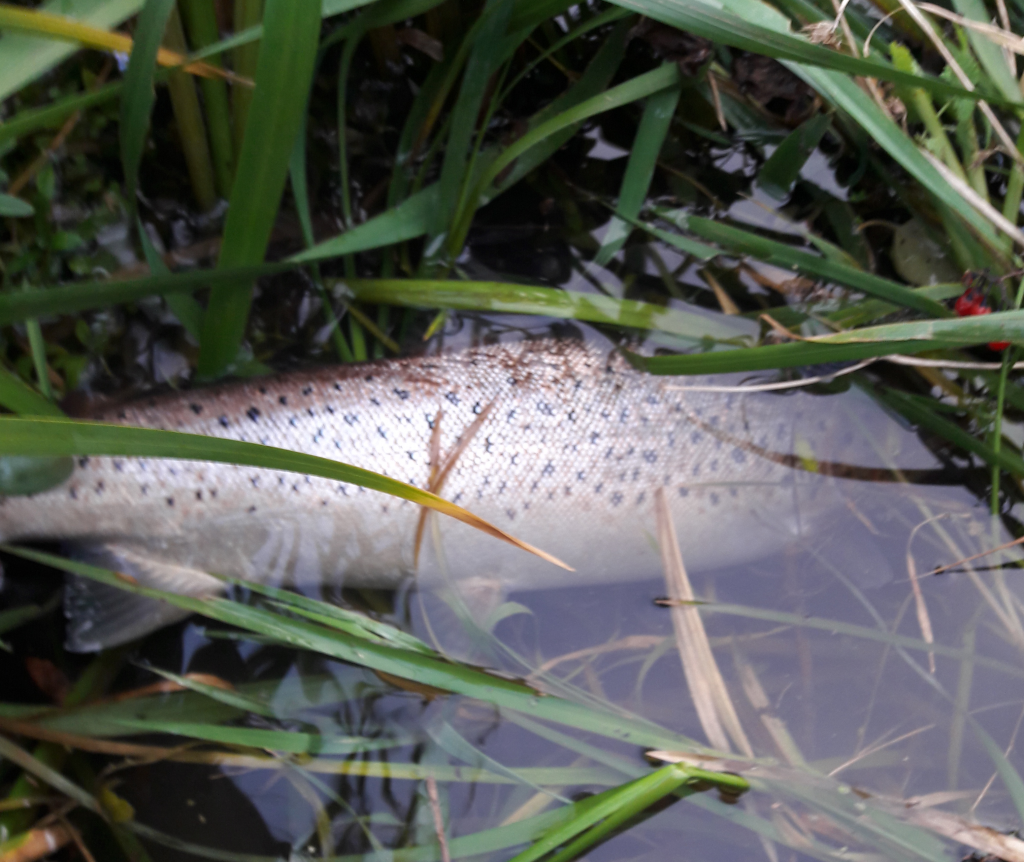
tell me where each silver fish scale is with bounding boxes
[0,339,857,592]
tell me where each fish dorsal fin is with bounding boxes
[64,542,223,652]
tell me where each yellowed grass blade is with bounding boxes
[0,5,251,86]
[654,487,752,756]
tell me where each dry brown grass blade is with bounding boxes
[0,825,72,862]
[655,487,752,756]
[905,548,936,674]
[732,650,805,766]
[413,402,496,567]
[425,776,452,862]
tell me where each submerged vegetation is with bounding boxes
[6,0,1024,859]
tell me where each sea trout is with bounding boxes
[0,338,915,650]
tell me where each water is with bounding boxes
[3,327,1022,861]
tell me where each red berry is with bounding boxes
[990,341,1011,350]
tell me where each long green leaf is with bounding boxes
[0,417,565,564]
[198,0,322,377]
[119,0,176,209]
[341,279,754,341]
[595,75,681,266]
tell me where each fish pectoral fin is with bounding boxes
[64,542,223,652]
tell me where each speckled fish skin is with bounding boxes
[0,338,871,599]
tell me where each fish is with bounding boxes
[0,338,917,650]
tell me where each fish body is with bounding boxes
[0,339,901,649]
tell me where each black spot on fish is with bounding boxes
[258,386,267,395]
[452,492,463,504]
[68,487,78,500]
[595,482,603,493]
[473,401,483,415]
[219,416,230,428]
[195,490,203,501]
[377,426,387,440]
[446,392,460,406]
[679,487,690,497]
[78,456,89,469]
[506,509,516,520]
[190,403,202,415]
[344,413,358,426]
[643,450,657,464]
[611,492,623,507]
[691,432,703,444]
[365,374,375,382]
[292,483,300,492]
[537,401,553,416]
[541,461,555,476]
[636,491,645,505]
[247,407,260,422]
[709,459,718,472]
[325,405,335,414]
[394,388,410,400]
[117,410,127,420]
[370,397,381,407]
[113,460,123,472]
[590,432,600,444]
[710,492,720,505]
[140,484,148,495]
[248,506,257,513]
[251,476,260,487]
[321,499,328,507]
[95,481,104,494]
[166,497,175,507]
[577,470,585,481]
[302,386,313,396]
[210,489,217,498]
[731,448,746,464]
[289,417,297,428]
[307,408,315,417]
[279,395,288,406]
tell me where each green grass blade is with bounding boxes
[119,0,176,210]
[0,594,60,638]
[807,308,1024,345]
[594,76,681,267]
[875,387,1024,479]
[341,278,754,341]
[199,0,322,378]
[0,416,562,563]
[757,112,831,200]
[291,185,439,263]
[179,0,235,196]
[5,547,696,752]
[506,765,705,862]
[0,263,293,325]
[0,0,144,102]
[111,719,409,754]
